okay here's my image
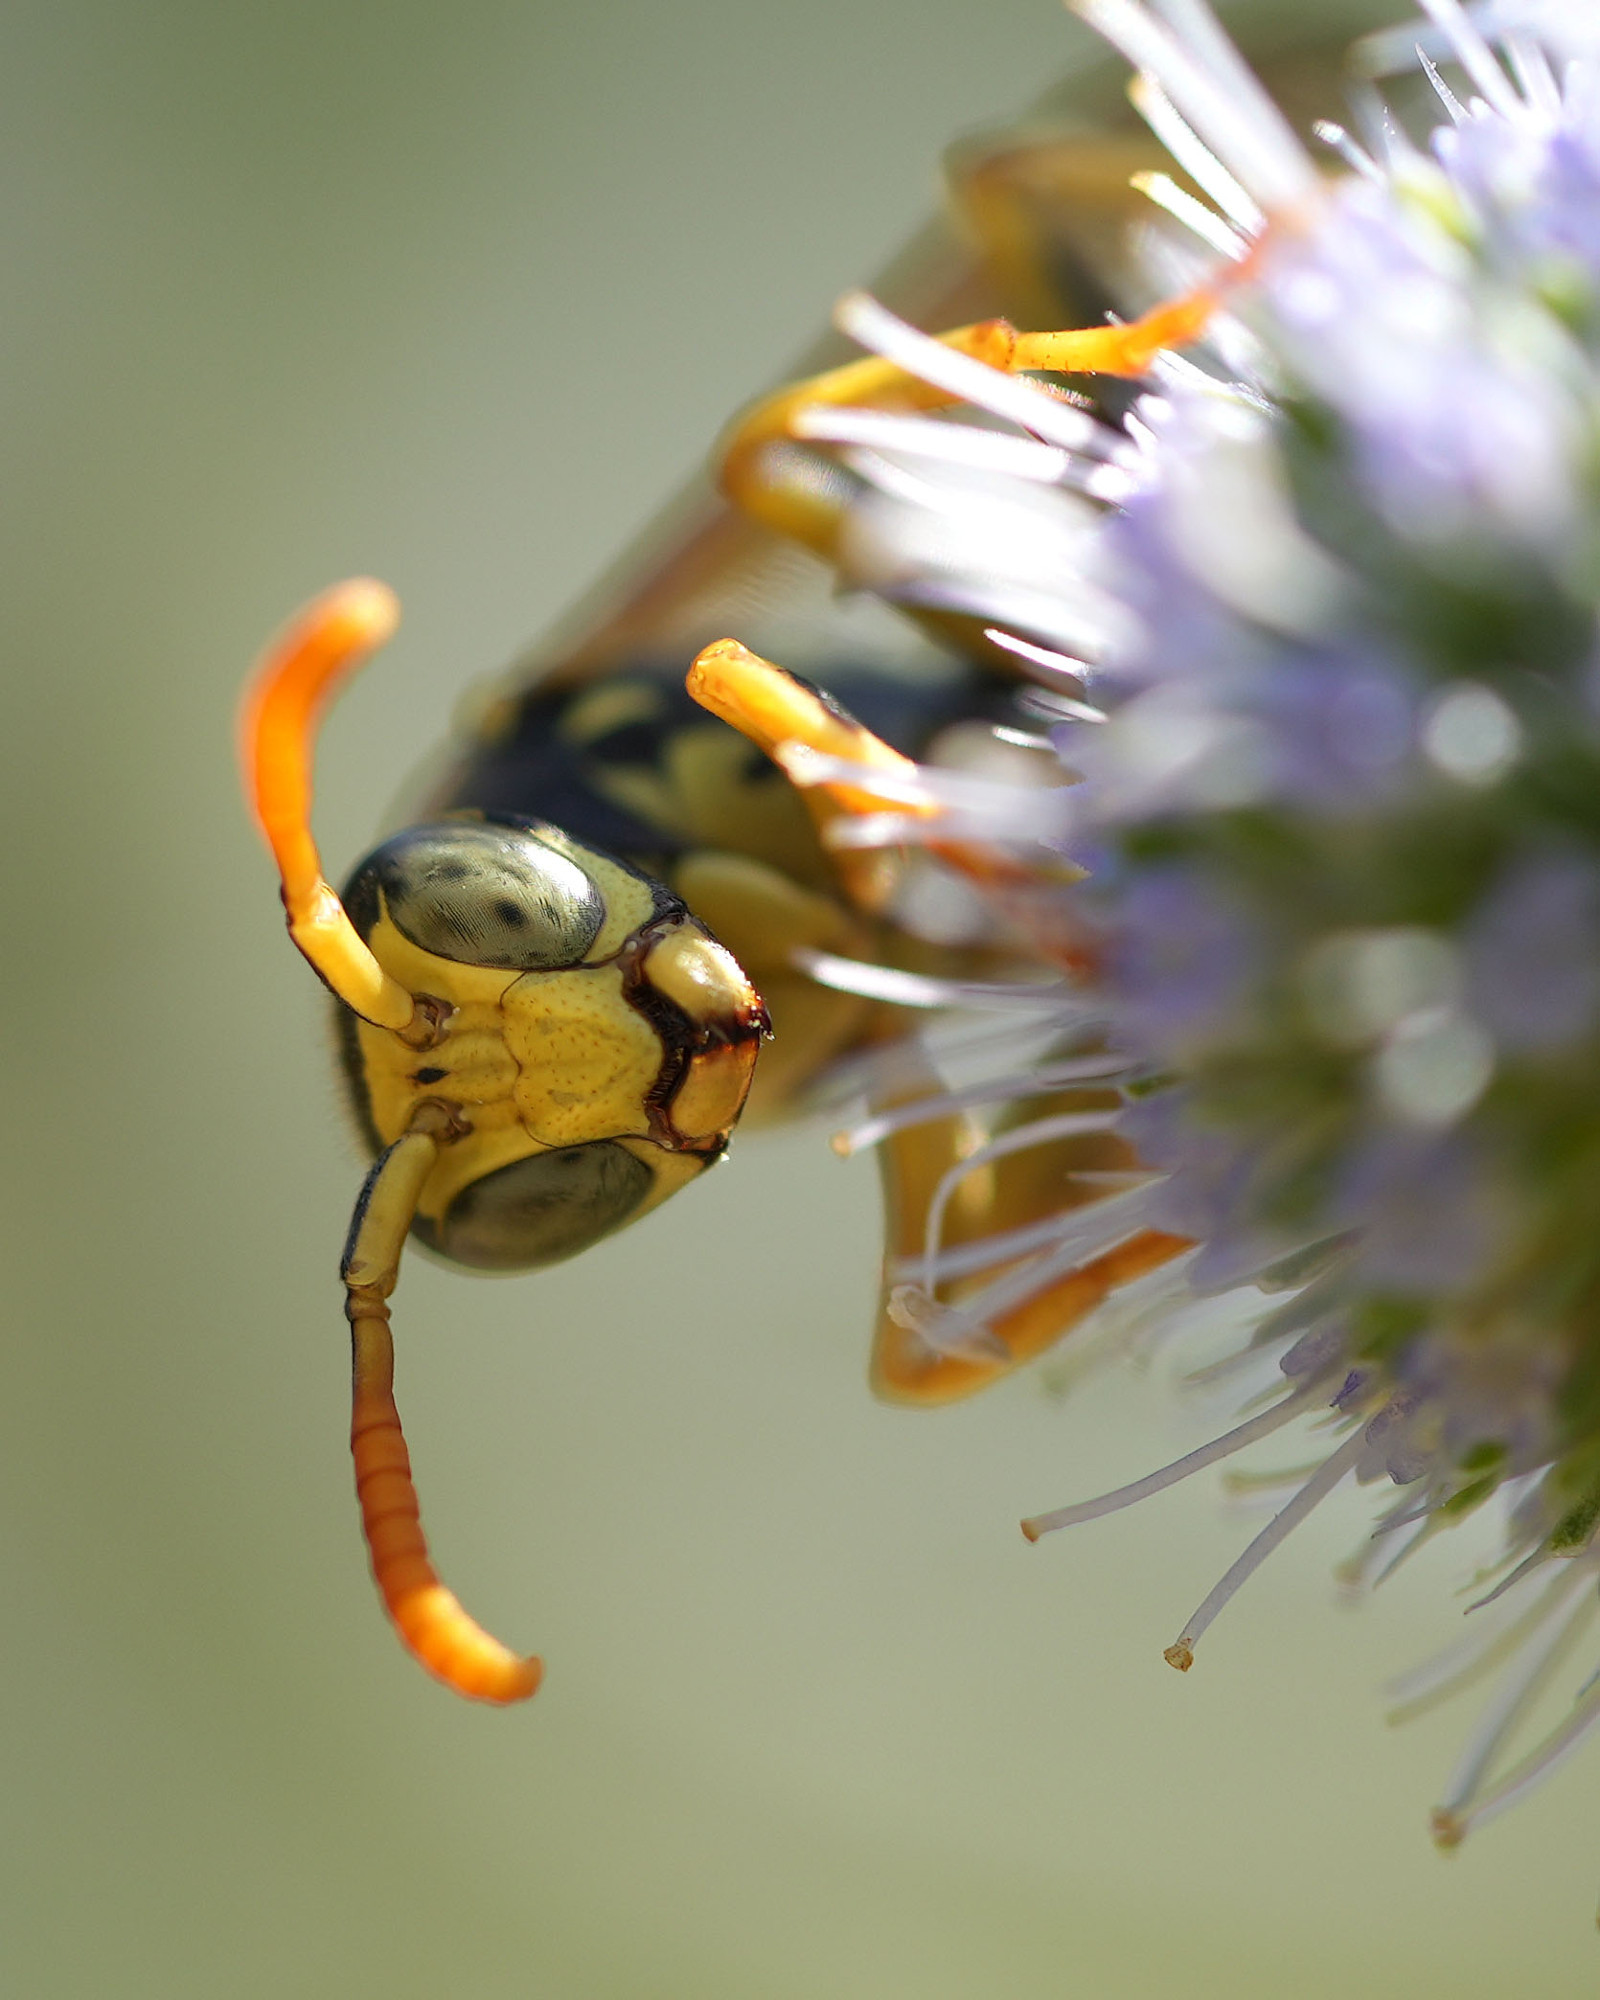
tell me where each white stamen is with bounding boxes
[824,802,1077,852]
[1503,33,1561,116]
[1386,1568,1580,1719]
[1148,347,1264,410]
[773,742,928,805]
[1414,0,1524,118]
[1336,1512,1440,1592]
[1082,462,1141,504]
[1438,1669,1600,1846]
[792,946,1076,1013]
[1220,1458,1327,1496]
[814,1011,1091,1111]
[1150,0,1306,140]
[1418,45,1469,125]
[884,1286,1008,1361]
[834,1051,1134,1153]
[1469,1543,1555,1614]
[776,740,1072,824]
[1434,1582,1598,1820]
[1022,1381,1328,1539]
[1361,1515,1442,1592]
[1369,1490,1443,1539]
[776,742,1076,843]
[834,291,1117,454]
[1162,1430,1366,1668]
[1070,0,1319,213]
[896,1195,1165,1287]
[990,725,1057,751]
[1311,118,1383,182]
[1018,687,1110,725]
[1132,170,1250,259]
[931,1180,1166,1328]
[821,810,934,850]
[896,572,1115,659]
[793,404,1075,483]
[921,1109,1128,1294]
[983,628,1101,693]
[1129,71,1266,232]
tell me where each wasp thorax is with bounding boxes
[334,816,766,1274]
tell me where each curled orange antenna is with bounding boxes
[688,637,927,817]
[240,579,424,1037]
[342,1102,544,1704]
[688,637,1075,908]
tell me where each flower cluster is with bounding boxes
[794,0,1600,1849]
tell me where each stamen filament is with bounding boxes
[791,405,1074,482]
[1386,1568,1581,1719]
[922,1109,1128,1294]
[1433,1582,1597,1821]
[1132,171,1249,260]
[793,947,1079,1013]
[1414,0,1523,118]
[1434,1666,1600,1847]
[1130,71,1265,231]
[835,1053,1130,1153]
[1161,1429,1366,1667]
[1023,1382,1326,1540]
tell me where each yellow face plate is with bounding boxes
[348,867,765,1241]
[502,964,662,1147]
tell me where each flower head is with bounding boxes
[791,0,1600,1856]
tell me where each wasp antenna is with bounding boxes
[341,1105,544,1705]
[688,639,923,805]
[688,638,1069,913]
[241,579,423,1037]
[688,637,934,913]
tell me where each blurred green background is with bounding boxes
[1,0,1594,1993]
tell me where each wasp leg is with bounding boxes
[343,1103,543,1704]
[868,1065,1190,1404]
[718,290,1215,562]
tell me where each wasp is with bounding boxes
[240,40,1296,1703]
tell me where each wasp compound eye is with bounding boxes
[413,1140,654,1271]
[344,821,606,970]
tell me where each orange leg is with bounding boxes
[718,289,1216,560]
[874,1221,1193,1406]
